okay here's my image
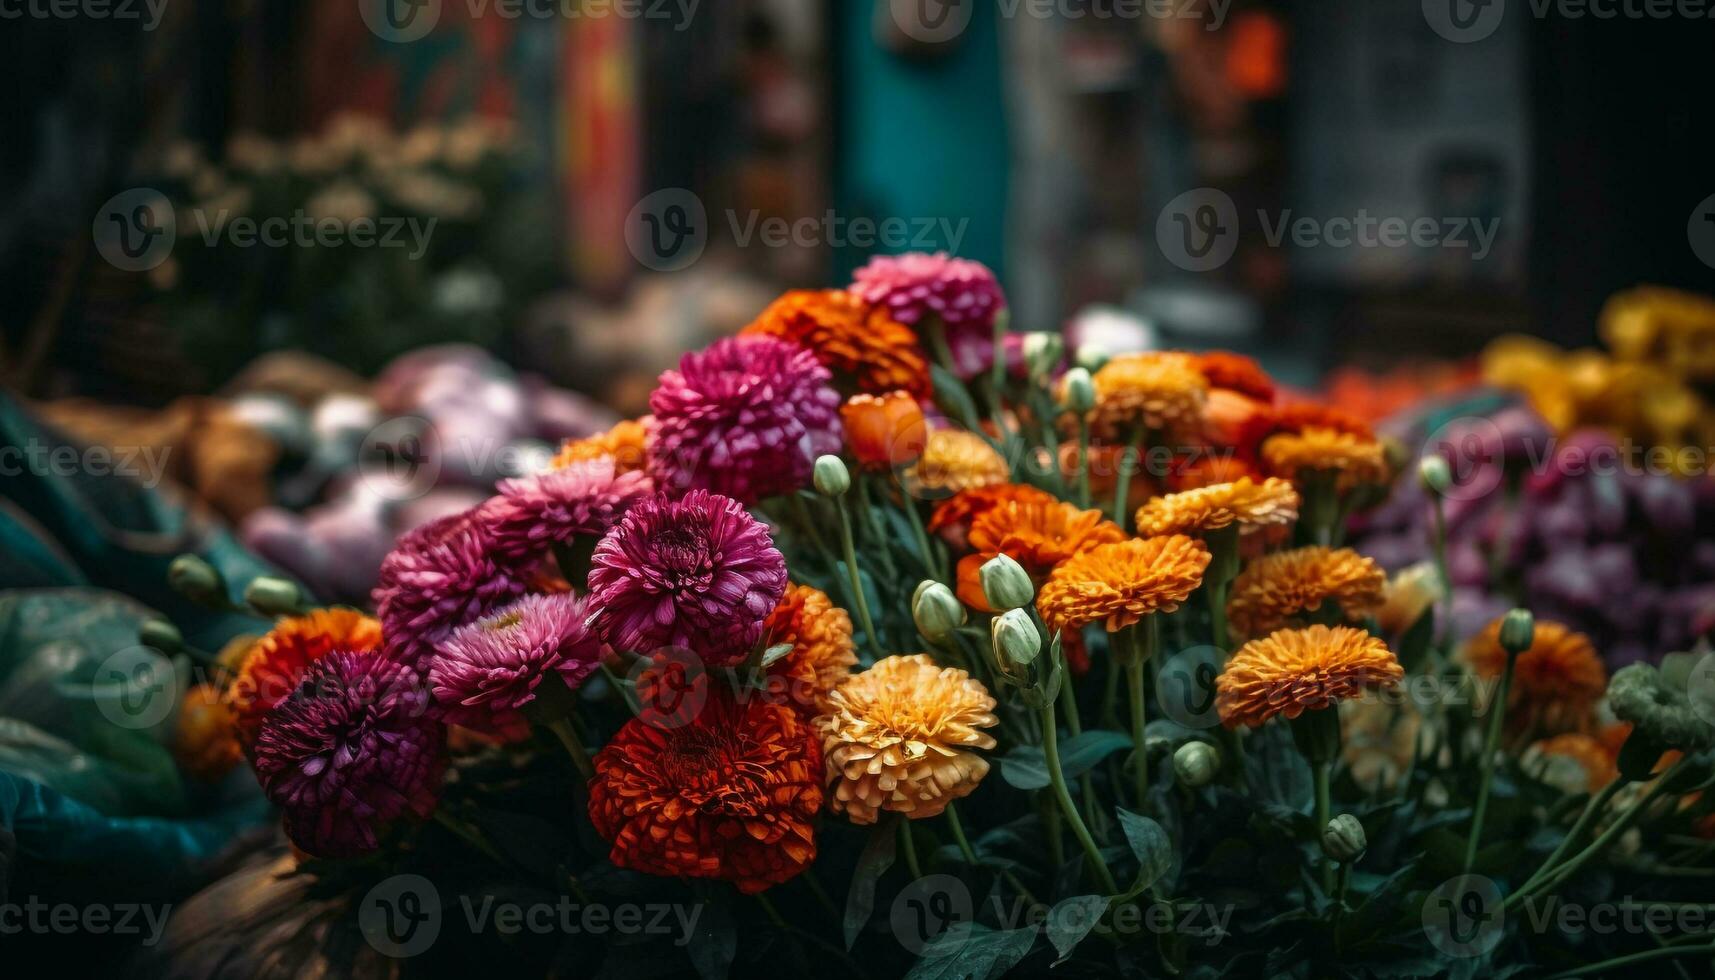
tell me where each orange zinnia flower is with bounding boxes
[1226,546,1386,639]
[1463,618,1607,739]
[841,391,929,470]
[1202,388,1276,456]
[816,655,998,824]
[904,429,1010,497]
[1134,477,1299,537]
[589,686,823,894]
[1196,351,1277,402]
[954,498,1125,611]
[1086,352,1209,440]
[1261,427,1390,490]
[1269,403,1376,440]
[174,683,243,781]
[742,289,931,397]
[227,608,383,752]
[762,584,858,718]
[1037,536,1211,632]
[1217,625,1403,728]
[928,483,1060,552]
[551,418,650,476]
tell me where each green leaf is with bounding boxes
[1046,894,1108,964]
[904,923,1038,980]
[1397,605,1436,671]
[930,364,985,433]
[999,730,1133,790]
[1116,808,1172,893]
[759,643,795,668]
[685,892,736,980]
[844,819,898,949]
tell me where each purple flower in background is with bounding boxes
[429,593,605,735]
[373,511,528,671]
[648,335,841,503]
[586,490,787,666]
[849,251,1006,331]
[476,457,653,567]
[253,650,444,859]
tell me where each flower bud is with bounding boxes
[1321,814,1367,864]
[1022,333,1064,379]
[1418,455,1452,495]
[139,618,184,655]
[1173,741,1220,789]
[913,581,966,642]
[991,608,1042,668]
[1499,608,1535,656]
[813,454,851,497]
[244,577,306,617]
[980,554,1036,612]
[168,554,227,607]
[1074,344,1109,373]
[1060,368,1097,414]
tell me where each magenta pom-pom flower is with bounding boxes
[647,335,841,503]
[253,650,445,859]
[476,457,654,567]
[586,490,788,665]
[372,511,529,672]
[849,251,1007,331]
[429,592,606,734]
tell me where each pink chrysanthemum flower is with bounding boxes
[373,512,528,672]
[586,490,788,665]
[429,593,605,734]
[849,251,1007,332]
[647,335,842,503]
[253,650,444,859]
[476,457,654,567]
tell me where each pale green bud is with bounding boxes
[1418,455,1452,495]
[1022,332,1064,378]
[991,608,1042,668]
[980,554,1036,611]
[1173,741,1221,789]
[813,454,851,497]
[1321,814,1367,864]
[912,581,966,642]
[1500,608,1536,656]
[1061,368,1096,414]
[168,554,227,607]
[244,577,305,617]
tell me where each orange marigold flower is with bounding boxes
[1037,536,1211,632]
[174,683,243,781]
[928,483,1059,535]
[841,391,929,470]
[1134,477,1299,537]
[742,289,931,397]
[1463,618,1607,739]
[762,584,858,718]
[1528,733,1619,794]
[904,429,1010,497]
[1197,351,1277,402]
[551,418,651,476]
[1226,546,1386,639]
[1217,625,1403,728]
[1203,388,1276,455]
[970,498,1126,570]
[1269,402,1375,440]
[228,608,382,752]
[1086,352,1209,440]
[589,686,823,894]
[1260,426,1390,489]
[816,655,998,824]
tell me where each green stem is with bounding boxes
[898,817,924,879]
[1127,618,1158,810]
[1076,417,1093,509]
[1429,489,1454,655]
[790,493,833,557]
[836,498,885,661]
[1543,941,1715,980]
[1462,651,1516,873]
[1112,430,1146,531]
[1041,681,1120,895]
[1313,760,1334,893]
[895,470,944,581]
[548,719,596,781]
[945,801,980,865]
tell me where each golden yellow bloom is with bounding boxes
[1217,625,1403,728]
[1463,618,1607,740]
[1226,546,1386,639]
[904,429,1010,496]
[1600,286,1715,382]
[1374,561,1445,636]
[1260,426,1390,491]
[1037,536,1211,633]
[1086,352,1209,440]
[1134,477,1300,537]
[815,655,999,824]
[550,418,650,475]
[762,584,858,719]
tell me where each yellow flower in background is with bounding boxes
[1216,625,1403,728]
[1087,352,1209,440]
[1260,427,1389,490]
[906,429,1010,495]
[816,655,999,825]
[1601,286,1715,382]
[1226,545,1386,640]
[1374,561,1444,636]
[1134,477,1300,537]
[551,418,651,476]
[1037,535,1211,633]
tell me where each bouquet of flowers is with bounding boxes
[148,254,1715,979]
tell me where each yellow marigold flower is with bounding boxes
[762,584,858,719]
[1463,618,1607,740]
[1086,352,1209,440]
[1226,546,1386,639]
[1374,561,1444,636]
[550,418,650,475]
[1037,536,1211,633]
[1600,286,1715,382]
[1217,625,1403,728]
[1260,426,1389,489]
[816,655,999,824]
[904,429,1009,496]
[1134,477,1300,537]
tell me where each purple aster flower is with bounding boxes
[648,335,841,503]
[586,490,787,666]
[253,650,444,859]
[373,511,528,672]
[849,251,1007,331]
[475,457,654,567]
[429,593,605,734]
